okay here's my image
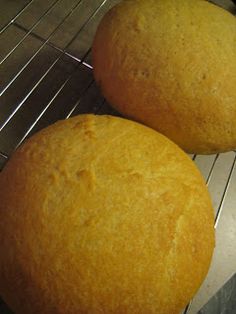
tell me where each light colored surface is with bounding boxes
[187,152,236,313]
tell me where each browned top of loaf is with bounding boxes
[93,0,236,154]
[0,115,214,314]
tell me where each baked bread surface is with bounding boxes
[92,0,236,154]
[0,114,214,313]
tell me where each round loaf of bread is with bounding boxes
[92,0,236,154]
[0,115,214,314]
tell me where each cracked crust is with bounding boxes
[0,114,215,314]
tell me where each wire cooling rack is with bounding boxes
[0,1,236,313]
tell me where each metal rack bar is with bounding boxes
[66,88,105,119]
[15,65,94,150]
[65,49,93,69]
[214,154,236,227]
[206,154,219,185]
[0,0,107,132]
[15,79,104,150]
[0,0,84,96]
[185,151,236,314]
[0,151,8,159]
[0,0,61,65]
[12,21,68,49]
[65,80,95,119]
[0,0,36,34]
[0,59,61,132]
[0,3,107,138]
[183,303,192,314]
[11,22,94,69]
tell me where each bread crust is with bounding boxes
[0,114,215,313]
[92,0,236,154]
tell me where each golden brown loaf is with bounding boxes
[0,115,214,314]
[92,0,236,154]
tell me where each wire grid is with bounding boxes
[0,1,236,313]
